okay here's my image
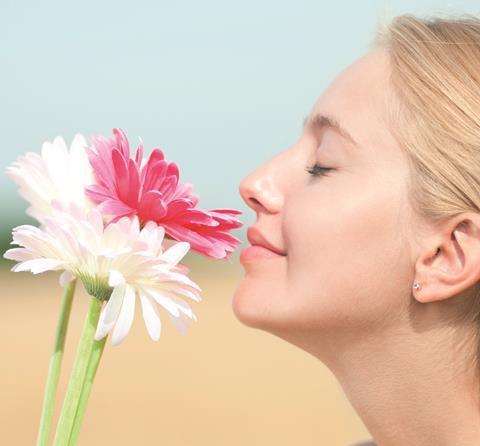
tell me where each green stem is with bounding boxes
[52,296,103,446]
[36,279,77,446]
[67,333,107,446]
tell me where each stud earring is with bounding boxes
[413,282,421,291]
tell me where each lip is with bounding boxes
[239,244,286,263]
[239,227,287,263]
[246,227,287,255]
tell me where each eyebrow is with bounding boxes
[302,112,360,149]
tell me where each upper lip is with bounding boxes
[247,227,287,256]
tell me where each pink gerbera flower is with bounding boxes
[85,128,243,259]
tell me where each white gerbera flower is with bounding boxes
[3,202,202,345]
[6,134,95,223]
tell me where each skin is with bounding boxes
[232,48,480,445]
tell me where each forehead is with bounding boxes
[308,49,396,152]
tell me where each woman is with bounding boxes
[233,13,480,446]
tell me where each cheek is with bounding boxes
[282,175,413,332]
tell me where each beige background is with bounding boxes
[0,257,371,445]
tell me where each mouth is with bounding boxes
[239,244,287,264]
[245,227,287,257]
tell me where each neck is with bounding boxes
[332,337,480,445]
[335,317,479,446]
[285,306,480,446]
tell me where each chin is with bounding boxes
[231,274,280,330]
[231,282,265,328]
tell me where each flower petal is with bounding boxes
[111,285,136,346]
[94,284,126,341]
[161,242,190,266]
[108,269,126,287]
[59,270,75,286]
[167,311,191,336]
[139,293,161,341]
[172,287,202,302]
[3,247,35,262]
[12,258,65,274]
[144,288,180,317]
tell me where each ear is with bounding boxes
[413,212,480,303]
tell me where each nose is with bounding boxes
[239,156,284,214]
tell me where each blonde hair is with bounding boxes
[372,13,480,383]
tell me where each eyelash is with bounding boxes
[305,163,334,177]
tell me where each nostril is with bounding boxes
[249,197,261,207]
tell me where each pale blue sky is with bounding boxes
[1,0,479,247]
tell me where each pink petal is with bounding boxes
[126,158,140,206]
[209,208,243,215]
[134,142,144,167]
[163,222,213,253]
[87,145,115,191]
[159,174,179,202]
[113,128,131,160]
[171,208,219,226]
[111,148,130,201]
[163,198,193,218]
[141,159,168,195]
[97,199,134,218]
[138,190,167,221]
[84,184,114,204]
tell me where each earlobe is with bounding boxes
[412,215,480,304]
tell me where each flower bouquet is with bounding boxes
[3,128,243,445]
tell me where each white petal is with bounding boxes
[161,242,190,265]
[3,247,35,262]
[167,312,191,336]
[59,270,75,286]
[12,258,65,274]
[144,288,180,317]
[157,289,197,320]
[94,285,126,341]
[42,136,69,194]
[87,208,104,236]
[172,287,202,302]
[69,133,88,157]
[171,296,197,320]
[173,273,201,291]
[171,263,190,275]
[153,270,202,292]
[69,134,92,189]
[111,285,136,346]
[108,270,125,287]
[139,293,161,341]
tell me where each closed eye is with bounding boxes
[305,163,334,177]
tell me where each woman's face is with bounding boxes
[233,49,419,360]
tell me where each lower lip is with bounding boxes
[239,245,286,263]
